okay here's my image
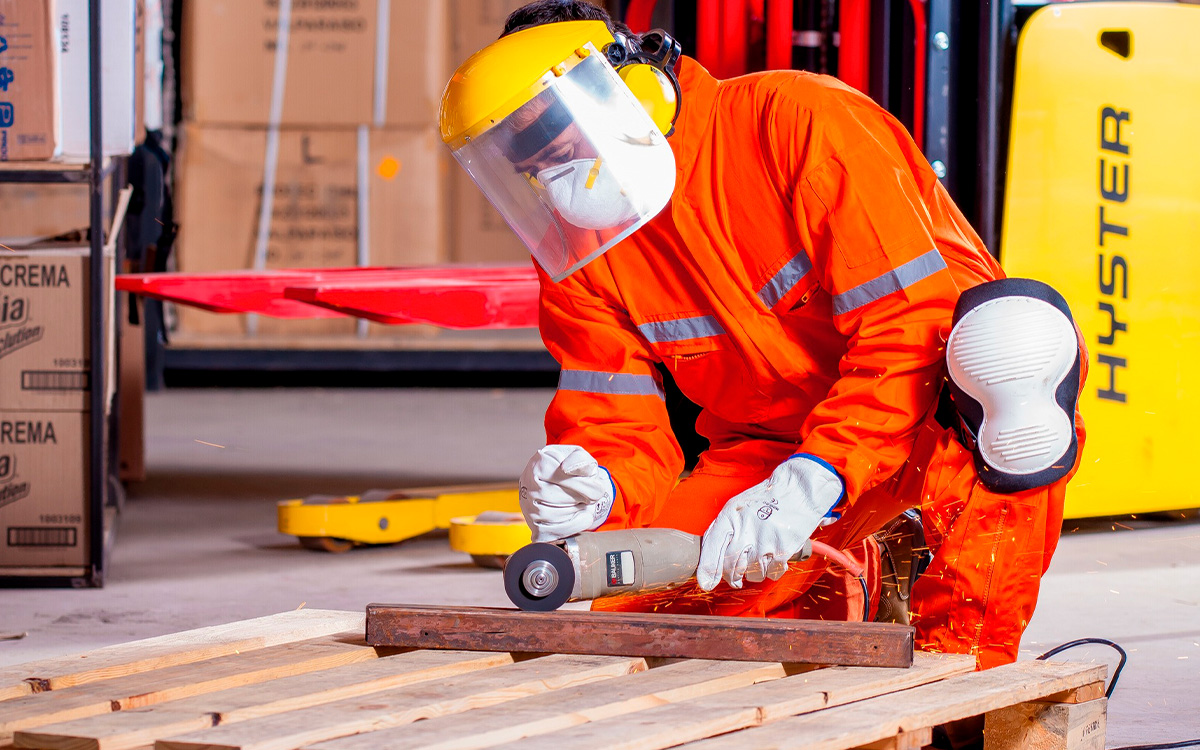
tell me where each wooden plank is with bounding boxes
[1039,683,1105,705]
[303,659,791,750]
[983,698,1107,750]
[156,655,645,750]
[680,660,1107,750]
[0,611,363,701]
[856,727,932,750]
[366,604,914,669]
[0,634,373,743]
[15,651,515,750]
[483,652,973,750]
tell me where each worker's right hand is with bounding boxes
[519,444,616,542]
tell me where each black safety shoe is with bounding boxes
[873,509,932,625]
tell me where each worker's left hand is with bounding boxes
[696,454,844,591]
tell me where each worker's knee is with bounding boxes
[945,278,1082,494]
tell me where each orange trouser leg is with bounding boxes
[593,444,882,620]
[907,415,1084,670]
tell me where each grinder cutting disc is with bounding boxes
[503,542,575,611]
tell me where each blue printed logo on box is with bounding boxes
[0,38,7,54]
[0,103,12,128]
[0,68,11,92]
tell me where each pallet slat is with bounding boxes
[366,604,914,668]
[301,659,790,750]
[1,634,372,743]
[480,652,975,750]
[16,651,515,750]
[680,660,1107,750]
[156,655,645,750]
[0,611,363,702]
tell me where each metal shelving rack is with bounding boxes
[0,0,119,587]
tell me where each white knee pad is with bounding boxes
[946,279,1081,494]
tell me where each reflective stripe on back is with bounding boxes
[558,369,666,399]
[637,315,725,343]
[832,249,948,315]
[758,251,814,308]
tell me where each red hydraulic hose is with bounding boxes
[624,0,658,34]
[838,0,871,93]
[906,0,927,150]
[722,0,749,77]
[696,0,721,74]
[765,0,793,70]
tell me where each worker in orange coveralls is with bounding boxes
[439,0,1087,676]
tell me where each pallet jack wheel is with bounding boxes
[298,536,356,553]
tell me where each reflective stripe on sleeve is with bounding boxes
[758,251,813,308]
[558,369,666,399]
[831,249,948,315]
[637,315,725,343]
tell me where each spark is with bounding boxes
[296,602,307,610]
[0,242,15,253]
[1109,589,1120,594]
[194,439,226,448]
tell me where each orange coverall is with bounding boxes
[536,57,1086,670]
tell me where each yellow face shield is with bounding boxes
[441,22,679,282]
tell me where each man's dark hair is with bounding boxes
[501,0,633,38]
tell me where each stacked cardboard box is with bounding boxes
[173,0,564,343]
[444,0,532,265]
[174,0,452,339]
[0,246,113,572]
[0,0,143,163]
[0,0,59,161]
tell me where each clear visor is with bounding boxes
[453,51,676,281]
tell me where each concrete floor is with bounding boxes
[1,388,1197,748]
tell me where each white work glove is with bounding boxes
[519,444,616,543]
[696,454,845,592]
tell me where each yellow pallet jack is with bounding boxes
[278,483,521,553]
[448,512,532,568]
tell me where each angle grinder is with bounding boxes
[503,528,815,611]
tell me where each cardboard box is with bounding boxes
[0,0,59,161]
[0,246,113,411]
[174,123,447,337]
[0,410,88,568]
[56,0,138,160]
[444,0,540,264]
[0,183,90,244]
[183,0,449,128]
[143,0,164,132]
[450,168,530,263]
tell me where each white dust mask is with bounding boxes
[539,157,639,230]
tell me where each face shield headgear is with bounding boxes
[440,22,681,281]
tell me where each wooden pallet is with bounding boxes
[0,609,1107,750]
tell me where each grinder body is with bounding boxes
[503,527,813,610]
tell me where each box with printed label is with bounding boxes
[0,0,59,161]
[183,0,449,128]
[0,246,113,411]
[0,410,88,568]
[174,123,446,337]
[56,0,138,160]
